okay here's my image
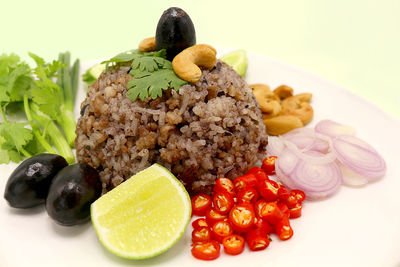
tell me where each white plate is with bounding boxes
[1,51,400,267]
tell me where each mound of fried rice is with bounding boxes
[75,60,268,194]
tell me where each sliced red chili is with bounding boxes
[213,177,235,196]
[259,201,284,225]
[205,208,228,226]
[275,216,293,240]
[261,156,277,175]
[277,202,290,217]
[191,194,212,216]
[291,189,306,203]
[253,169,269,182]
[212,191,234,214]
[253,217,273,234]
[212,220,233,243]
[222,234,245,255]
[275,215,293,241]
[277,183,290,201]
[191,241,220,260]
[236,187,259,204]
[254,199,268,218]
[289,203,302,219]
[246,228,271,251]
[192,218,209,229]
[285,194,298,209]
[228,202,255,233]
[246,167,268,179]
[192,227,212,242]
[256,179,279,202]
[233,174,258,191]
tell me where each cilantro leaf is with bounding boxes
[0,53,33,103]
[104,48,187,101]
[127,69,187,100]
[0,121,33,153]
[0,136,23,164]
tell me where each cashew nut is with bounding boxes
[264,115,303,136]
[250,83,281,115]
[138,37,156,52]
[281,96,314,125]
[273,85,293,100]
[172,44,217,83]
[292,93,312,102]
[250,84,272,94]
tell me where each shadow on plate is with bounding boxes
[6,204,46,215]
[49,219,92,238]
[96,233,189,266]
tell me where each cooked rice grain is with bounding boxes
[75,60,268,194]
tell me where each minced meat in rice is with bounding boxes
[75,60,268,194]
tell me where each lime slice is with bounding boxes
[220,49,248,77]
[91,164,191,260]
[82,63,105,85]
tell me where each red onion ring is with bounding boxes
[283,139,337,165]
[315,120,356,138]
[332,135,386,180]
[282,128,330,153]
[339,162,368,186]
[266,136,285,156]
[276,149,342,200]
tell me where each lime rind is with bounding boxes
[91,164,191,260]
[220,49,248,77]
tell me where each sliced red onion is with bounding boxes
[315,120,356,138]
[276,149,342,200]
[266,136,285,156]
[339,162,368,187]
[332,135,386,180]
[282,128,330,153]
[283,139,337,165]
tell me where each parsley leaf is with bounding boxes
[104,49,187,101]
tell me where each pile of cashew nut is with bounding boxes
[250,84,314,135]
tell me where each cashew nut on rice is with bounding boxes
[139,37,157,52]
[172,44,217,83]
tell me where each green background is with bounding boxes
[2,0,399,119]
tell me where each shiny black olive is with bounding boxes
[4,154,68,209]
[45,163,102,226]
[155,7,196,60]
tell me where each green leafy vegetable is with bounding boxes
[0,52,79,164]
[102,49,187,101]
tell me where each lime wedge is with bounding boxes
[91,164,191,260]
[220,49,248,77]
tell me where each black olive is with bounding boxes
[45,163,102,226]
[4,154,68,209]
[155,7,196,60]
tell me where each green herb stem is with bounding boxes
[0,105,8,122]
[31,103,75,164]
[61,52,74,110]
[57,106,77,147]
[19,147,32,158]
[23,92,56,154]
[70,59,80,105]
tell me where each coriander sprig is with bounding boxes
[102,49,187,101]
